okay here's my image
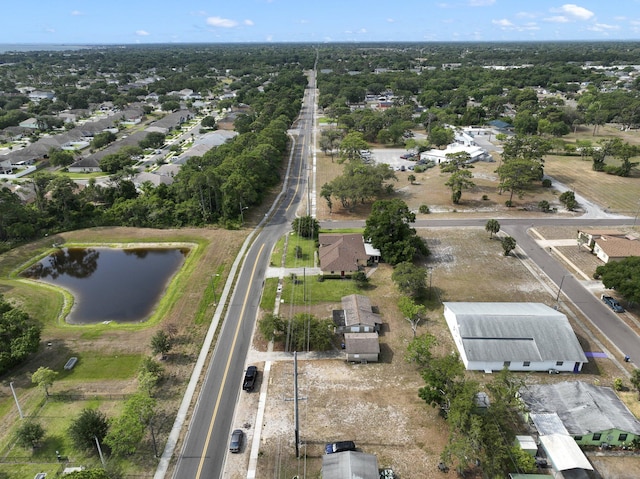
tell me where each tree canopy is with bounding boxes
[595,256,640,304]
[364,199,428,265]
[0,295,41,375]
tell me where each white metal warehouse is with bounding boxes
[443,302,587,373]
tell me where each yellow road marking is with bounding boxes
[195,243,266,478]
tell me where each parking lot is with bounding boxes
[367,147,417,171]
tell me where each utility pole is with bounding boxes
[10,382,23,419]
[556,275,569,307]
[294,351,300,458]
[94,436,106,467]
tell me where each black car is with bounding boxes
[243,365,258,391]
[325,440,356,454]
[602,294,625,313]
[229,429,244,453]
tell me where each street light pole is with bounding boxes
[239,201,248,226]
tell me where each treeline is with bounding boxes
[0,70,306,250]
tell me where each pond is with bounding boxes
[21,247,189,324]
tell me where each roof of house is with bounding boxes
[341,294,380,327]
[318,233,369,273]
[322,451,379,479]
[529,413,570,436]
[595,235,640,258]
[579,228,625,237]
[70,157,100,168]
[134,171,174,187]
[344,332,380,355]
[444,302,587,363]
[520,381,640,436]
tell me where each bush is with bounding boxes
[505,200,513,207]
[538,200,551,213]
[542,178,552,187]
[614,377,625,391]
[482,195,489,200]
[418,204,430,214]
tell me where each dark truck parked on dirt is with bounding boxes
[243,365,258,391]
[602,294,625,313]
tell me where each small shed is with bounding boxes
[515,435,538,456]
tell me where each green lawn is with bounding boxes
[280,275,362,305]
[57,353,143,382]
[284,234,316,268]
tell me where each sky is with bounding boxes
[3,1,640,45]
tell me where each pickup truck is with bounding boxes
[243,366,258,391]
[601,294,625,313]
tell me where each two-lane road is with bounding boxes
[171,70,317,479]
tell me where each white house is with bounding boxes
[443,302,587,373]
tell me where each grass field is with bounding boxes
[0,226,246,477]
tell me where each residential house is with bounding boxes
[578,228,640,263]
[318,233,370,277]
[444,302,587,372]
[133,171,175,189]
[68,157,101,173]
[333,294,382,362]
[520,381,640,447]
[335,294,381,333]
[344,333,380,363]
[19,118,39,129]
[322,451,379,479]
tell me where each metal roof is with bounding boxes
[322,451,379,479]
[444,302,587,363]
[539,434,593,471]
[521,381,640,436]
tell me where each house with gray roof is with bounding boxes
[68,157,101,173]
[444,302,587,373]
[519,381,640,447]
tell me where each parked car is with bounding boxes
[229,429,244,453]
[325,440,356,454]
[601,294,625,313]
[243,365,258,391]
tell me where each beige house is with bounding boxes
[578,229,640,263]
[318,233,374,277]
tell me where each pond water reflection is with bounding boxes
[22,247,188,324]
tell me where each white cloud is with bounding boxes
[387,18,396,23]
[468,0,495,6]
[136,30,150,36]
[545,15,570,23]
[70,10,83,16]
[44,27,56,33]
[206,16,239,28]
[588,23,620,31]
[552,4,594,21]
[492,18,514,27]
[244,19,254,26]
[516,11,537,19]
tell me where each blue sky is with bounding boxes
[3,1,640,44]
